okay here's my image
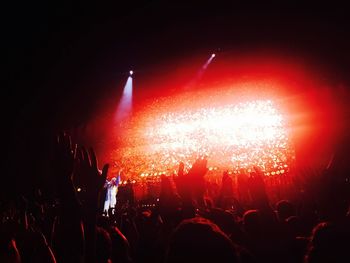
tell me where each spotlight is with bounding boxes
[116,71,133,121]
[211,53,216,58]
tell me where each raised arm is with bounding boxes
[76,146,109,263]
[51,132,84,262]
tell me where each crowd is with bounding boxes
[1,132,349,263]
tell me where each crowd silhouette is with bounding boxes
[1,132,349,263]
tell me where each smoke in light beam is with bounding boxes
[198,53,216,78]
[186,53,216,89]
[116,75,133,122]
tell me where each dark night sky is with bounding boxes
[3,1,350,197]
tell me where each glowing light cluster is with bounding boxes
[112,98,294,178]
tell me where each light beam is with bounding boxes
[186,53,217,89]
[116,75,133,122]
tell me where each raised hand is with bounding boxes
[178,161,185,177]
[253,166,264,177]
[188,157,208,178]
[51,133,84,262]
[76,146,109,263]
[185,158,208,208]
[52,132,76,184]
[52,132,80,203]
[76,146,109,202]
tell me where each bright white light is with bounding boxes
[116,76,133,121]
[211,53,216,58]
[112,99,294,175]
[129,70,133,75]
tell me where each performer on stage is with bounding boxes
[103,174,120,213]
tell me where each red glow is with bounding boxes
[111,87,295,178]
[87,52,344,179]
